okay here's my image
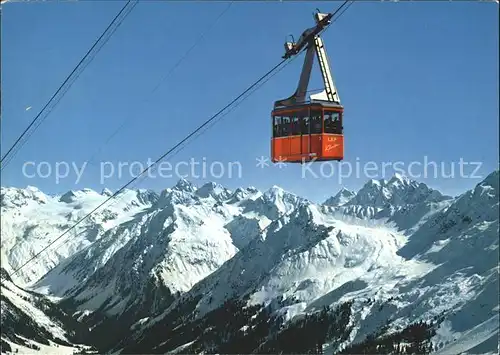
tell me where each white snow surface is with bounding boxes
[127,172,499,354]
[2,277,68,341]
[1,270,90,354]
[1,172,498,354]
[1,186,158,286]
[2,180,285,317]
[323,187,356,207]
[2,337,85,355]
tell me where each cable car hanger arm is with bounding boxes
[282,11,333,60]
[281,0,351,59]
[274,11,341,108]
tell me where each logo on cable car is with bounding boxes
[325,144,340,152]
[325,136,339,151]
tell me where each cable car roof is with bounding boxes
[273,99,343,112]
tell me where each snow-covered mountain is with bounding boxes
[323,187,355,207]
[323,174,454,234]
[2,179,303,351]
[1,186,158,286]
[346,173,449,208]
[114,172,499,354]
[0,268,93,354]
[32,181,271,304]
[1,171,498,354]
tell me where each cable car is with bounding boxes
[271,11,344,163]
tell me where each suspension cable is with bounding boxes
[103,48,302,210]
[0,0,138,170]
[83,1,234,168]
[9,59,287,277]
[9,0,353,277]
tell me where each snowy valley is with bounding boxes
[1,171,498,354]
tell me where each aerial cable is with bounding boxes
[107,0,352,205]
[191,0,353,149]
[182,1,353,164]
[104,44,304,207]
[104,52,301,209]
[0,0,137,169]
[323,0,354,34]
[9,58,287,277]
[0,0,138,170]
[9,0,353,277]
[106,0,353,196]
[83,1,235,168]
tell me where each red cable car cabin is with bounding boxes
[270,10,344,164]
[271,101,343,163]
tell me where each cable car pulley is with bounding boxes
[271,9,344,164]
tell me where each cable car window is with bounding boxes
[281,116,291,136]
[291,114,301,135]
[324,111,332,133]
[310,109,322,134]
[273,116,282,137]
[324,111,341,134]
[301,111,310,134]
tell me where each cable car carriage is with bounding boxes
[271,11,344,163]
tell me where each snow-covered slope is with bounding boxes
[323,174,454,234]
[31,181,280,312]
[1,186,158,286]
[6,180,303,350]
[0,268,93,354]
[395,170,500,354]
[323,187,355,207]
[347,173,449,207]
[1,172,498,354]
[116,172,498,354]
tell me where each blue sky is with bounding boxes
[1,0,498,203]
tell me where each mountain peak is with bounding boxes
[263,185,295,203]
[323,187,355,207]
[228,187,260,202]
[266,185,284,195]
[467,169,499,204]
[237,185,305,220]
[26,185,42,193]
[101,188,113,197]
[58,188,100,203]
[368,178,384,186]
[173,178,197,193]
[59,190,78,203]
[195,181,232,200]
[388,172,411,185]
[1,186,48,207]
[2,171,499,354]
[481,170,499,191]
[348,174,449,207]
